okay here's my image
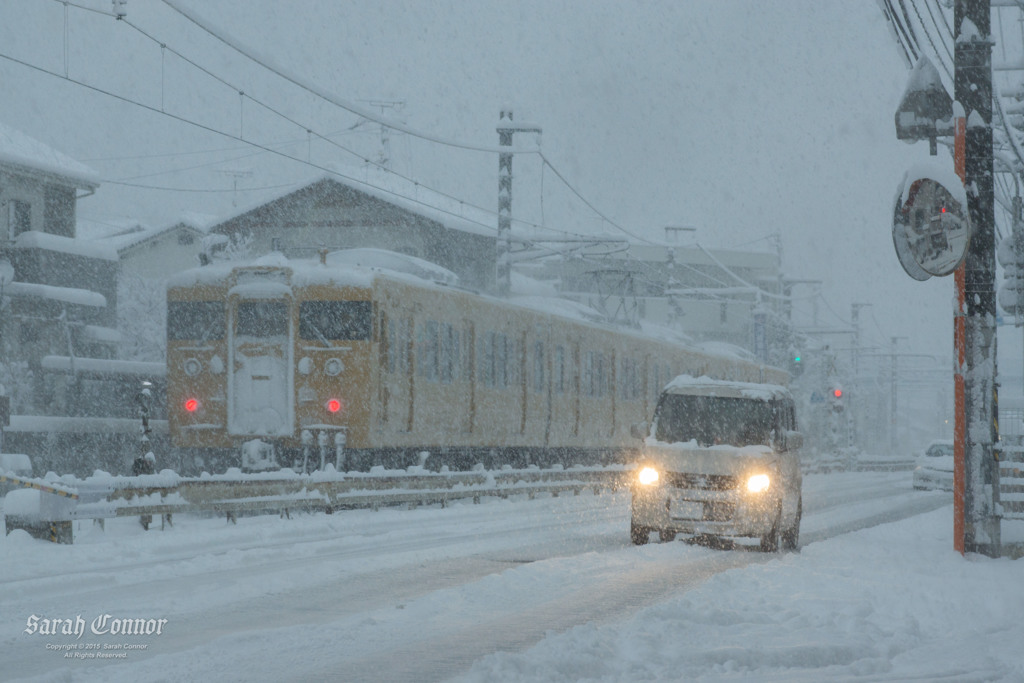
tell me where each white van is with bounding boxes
[630,375,803,552]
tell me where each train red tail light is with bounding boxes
[326,398,343,413]
[184,398,200,412]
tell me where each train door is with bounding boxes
[227,296,294,438]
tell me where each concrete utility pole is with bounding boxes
[890,336,904,453]
[955,0,1001,556]
[496,109,541,297]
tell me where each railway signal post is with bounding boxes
[496,109,541,297]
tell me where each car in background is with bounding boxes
[912,440,954,491]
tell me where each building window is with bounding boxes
[9,199,31,238]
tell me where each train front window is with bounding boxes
[235,301,288,337]
[167,301,225,342]
[299,301,372,341]
[654,395,774,447]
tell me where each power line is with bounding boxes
[104,179,300,194]
[44,0,637,248]
[158,0,539,157]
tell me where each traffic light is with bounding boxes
[789,351,804,377]
[829,387,845,412]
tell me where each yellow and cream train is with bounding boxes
[166,250,788,471]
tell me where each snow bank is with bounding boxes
[457,507,1024,682]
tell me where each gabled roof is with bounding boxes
[112,222,207,256]
[81,216,211,256]
[0,120,99,189]
[209,166,511,240]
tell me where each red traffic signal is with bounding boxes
[832,389,843,399]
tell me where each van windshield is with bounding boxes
[654,395,774,447]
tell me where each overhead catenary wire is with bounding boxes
[44,0,656,250]
[158,0,539,157]
[27,1,854,328]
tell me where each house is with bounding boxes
[207,169,499,292]
[98,218,209,281]
[0,121,166,476]
[0,120,120,365]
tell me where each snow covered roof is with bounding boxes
[324,248,459,286]
[167,250,770,367]
[662,374,791,400]
[15,231,118,261]
[80,216,210,257]
[209,167,522,241]
[0,119,99,188]
[5,281,106,308]
[41,356,165,377]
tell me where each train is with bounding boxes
[166,249,789,472]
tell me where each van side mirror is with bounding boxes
[630,422,649,440]
[784,430,803,451]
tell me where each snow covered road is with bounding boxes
[1,471,951,682]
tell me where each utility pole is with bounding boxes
[890,336,905,452]
[956,0,1000,556]
[851,303,871,376]
[496,109,541,296]
[219,169,252,209]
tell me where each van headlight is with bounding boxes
[638,467,660,486]
[746,473,771,493]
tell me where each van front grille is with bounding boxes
[666,473,738,491]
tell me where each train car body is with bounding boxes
[167,251,788,472]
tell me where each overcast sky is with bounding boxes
[1,0,1008,386]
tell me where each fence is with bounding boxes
[2,466,633,543]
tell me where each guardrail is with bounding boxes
[1,466,634,543]
[1,452,923,544]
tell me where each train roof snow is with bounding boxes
[168,249,780,377]
[662,375,792,400]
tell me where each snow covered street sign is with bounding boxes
[895,56,954,155]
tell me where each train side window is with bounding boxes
[389,318,410,374]
[554,345,565,394]
[440,323,458,384]
[533,340,545,393]
[461,327,473,382]
[417,320,439,381]
[168,301,225,342]
[495,334,508,388]
[299,301,372,341]
[621,357,639,400]
[586,352,606,397]
[479,332,494,387]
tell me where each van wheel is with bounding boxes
[630,521,650,545]
[660,530,676,543]
[781,497,802,552]
[760,512,781,553]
